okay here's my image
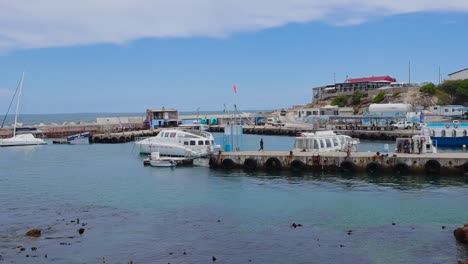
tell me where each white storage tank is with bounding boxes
[368,103,412,113]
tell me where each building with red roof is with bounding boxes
[345,76,396,83]
[313,75,398,101]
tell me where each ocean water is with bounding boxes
[1,133,468,264]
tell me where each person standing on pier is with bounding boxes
[259,138,264,151]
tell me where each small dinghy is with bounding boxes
[148,152,177,167]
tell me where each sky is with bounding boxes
[0,1,468,114]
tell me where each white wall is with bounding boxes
[449,69,468,80]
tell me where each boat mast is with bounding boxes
[13,72,25,137]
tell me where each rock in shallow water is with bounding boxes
[454,223,468,244]
[25,229,41,238]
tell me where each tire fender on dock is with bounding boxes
[243,158,257,172]
[221,158,235,170]
[462,162,468,175]
[340,160,355,173]
[265,157,282,171]
[366,161,381,175]
[424,159,441,175]
[394,162,409,175]
[290,160,306,172]
[209,157,218,168]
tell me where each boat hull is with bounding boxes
[0,134,47,147]
[136,142,212,157]
[149,160,177,167]
[432,137,468,147]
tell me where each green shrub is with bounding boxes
[371,91,386,103]
[392,91,400,97]
[331,95,348,107]
[419,83,436,94]
[351,91,364,105]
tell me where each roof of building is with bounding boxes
[147,108,178,112]
[448,68,468,76]
[345,76,396,83]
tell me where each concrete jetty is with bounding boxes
[209,151,468,175]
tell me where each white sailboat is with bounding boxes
[0,73,46,147]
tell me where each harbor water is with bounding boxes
[1,133,468,263]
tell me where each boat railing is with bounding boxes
[135,136,151,142]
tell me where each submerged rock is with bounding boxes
[454,224,468,244]
[25,229,41,238]
[458,259,468,264]
[78,228,85,235]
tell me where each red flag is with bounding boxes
[233,84,237,94]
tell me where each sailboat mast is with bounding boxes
[13,72,24,137]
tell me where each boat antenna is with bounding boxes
[1,73,23,128]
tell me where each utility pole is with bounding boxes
[333,72,336,84]
[408,61,411,85]
[438,66,441,85]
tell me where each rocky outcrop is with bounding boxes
[453,223,468,243]
[458,258,468,264]
[25,229,41,238]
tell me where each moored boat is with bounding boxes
[0,73,46,147]
[293,131,359,153]
[135,129,219,157]
[423,122,468,147]
[147,152,177,167]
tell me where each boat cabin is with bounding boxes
[156,130,215,147]
[293,131,358,153]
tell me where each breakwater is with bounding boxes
[89,129,160,143]
[209,151,468,175]
[0,123,146,139]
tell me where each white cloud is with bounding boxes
[0,89,13,97]
[0,0,467,51]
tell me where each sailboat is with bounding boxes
[0,73,47,147]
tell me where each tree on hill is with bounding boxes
[351,91,364,105]
[331,95,348,107]
[438,80,468,104]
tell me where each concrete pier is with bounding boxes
[209,151,468,175]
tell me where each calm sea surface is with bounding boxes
[1,118,468,263]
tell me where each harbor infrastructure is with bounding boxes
[209,151,468,175]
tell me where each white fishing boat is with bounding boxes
[0,73,46,147]
[135,129,219,157]
[148,152,177,167]
[293,131,359,153]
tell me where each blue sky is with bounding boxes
[0,2,467,114]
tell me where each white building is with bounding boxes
[448,68,468,81]
[429,105,466,117]
[296,106,353,119]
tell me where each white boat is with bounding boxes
[0,73,46,147]
[396,134,437,153]
[148,152,177,167]
[135,129,219,157]
[293,131,359,153]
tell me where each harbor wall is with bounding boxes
[209,151,468,175]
